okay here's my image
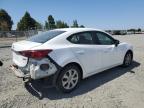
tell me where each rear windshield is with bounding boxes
[27,30,65,43]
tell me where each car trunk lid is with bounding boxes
[12,40,42,67]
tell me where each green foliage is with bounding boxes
[128,28,142,33]
[79,25,85,28]
[0,9,85,30]
[17,11,41,31]
[138,28,141,32]
[127,29,136,34]
[48,15,56,29]
[35,22,43,29]
[113,30,121,35]
[56,20,69,28]
[0,9,13,31]
[72,20,79,28]
[45,21,49,29]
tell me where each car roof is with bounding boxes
[54,28,103,33]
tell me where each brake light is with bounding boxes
[18,50,52,59]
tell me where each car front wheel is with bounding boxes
[123,51,133,67]
[56,65,81,93]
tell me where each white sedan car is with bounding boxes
[11,28,133,93]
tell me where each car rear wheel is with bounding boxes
[56,65,81,93]
[123,51,133,67]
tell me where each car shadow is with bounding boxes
[25,61,140,100]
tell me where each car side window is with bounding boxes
[96,32,115,45]
[67,32,94,44]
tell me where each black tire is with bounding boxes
[56,65,81,93]
[122,51,133,67]
[0,61,3,66]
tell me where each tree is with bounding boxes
[35,22,43,30]
[48,15,56,29]
[72,20,79,28]
[17,11,40,31]
[45,21,49,29]
[56,20,69,28]
[0,9,13,31]
[138,28,141,32]
[113,30,121,35]
[128,29,136,34]
[79,25,85,28]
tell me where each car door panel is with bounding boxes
[100,45,118,68]
[95,31,120,69]
[67,32,103,75]
[71,45,102,75]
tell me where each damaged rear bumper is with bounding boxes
[10,56,61,82]
[10,64,30,79]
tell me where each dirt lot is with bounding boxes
[0,37,26,47]
[0,34,144,108]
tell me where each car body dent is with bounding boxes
[29,58,57,79]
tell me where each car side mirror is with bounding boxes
[114,40,120,47]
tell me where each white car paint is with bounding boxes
[11,28,133,80]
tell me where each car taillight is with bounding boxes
[18,50,52,59]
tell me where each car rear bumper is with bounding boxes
[9,64,61,86]
[10,64,30,79]
[10,56,62,85]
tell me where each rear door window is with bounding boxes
[27,30,65,43]
[67,32,95,44]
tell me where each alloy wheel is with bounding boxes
[62,69,79,90]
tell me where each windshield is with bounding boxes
[27,30,66,43]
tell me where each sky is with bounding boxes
[0,0,144,30]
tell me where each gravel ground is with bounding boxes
[0,37,25,47]
[0,34,144,108]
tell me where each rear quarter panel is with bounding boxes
[49,47,86,77]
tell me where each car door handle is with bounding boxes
[76,50,85,55]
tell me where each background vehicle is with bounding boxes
[11,28,133,93]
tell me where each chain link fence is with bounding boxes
[0,30,42,48]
